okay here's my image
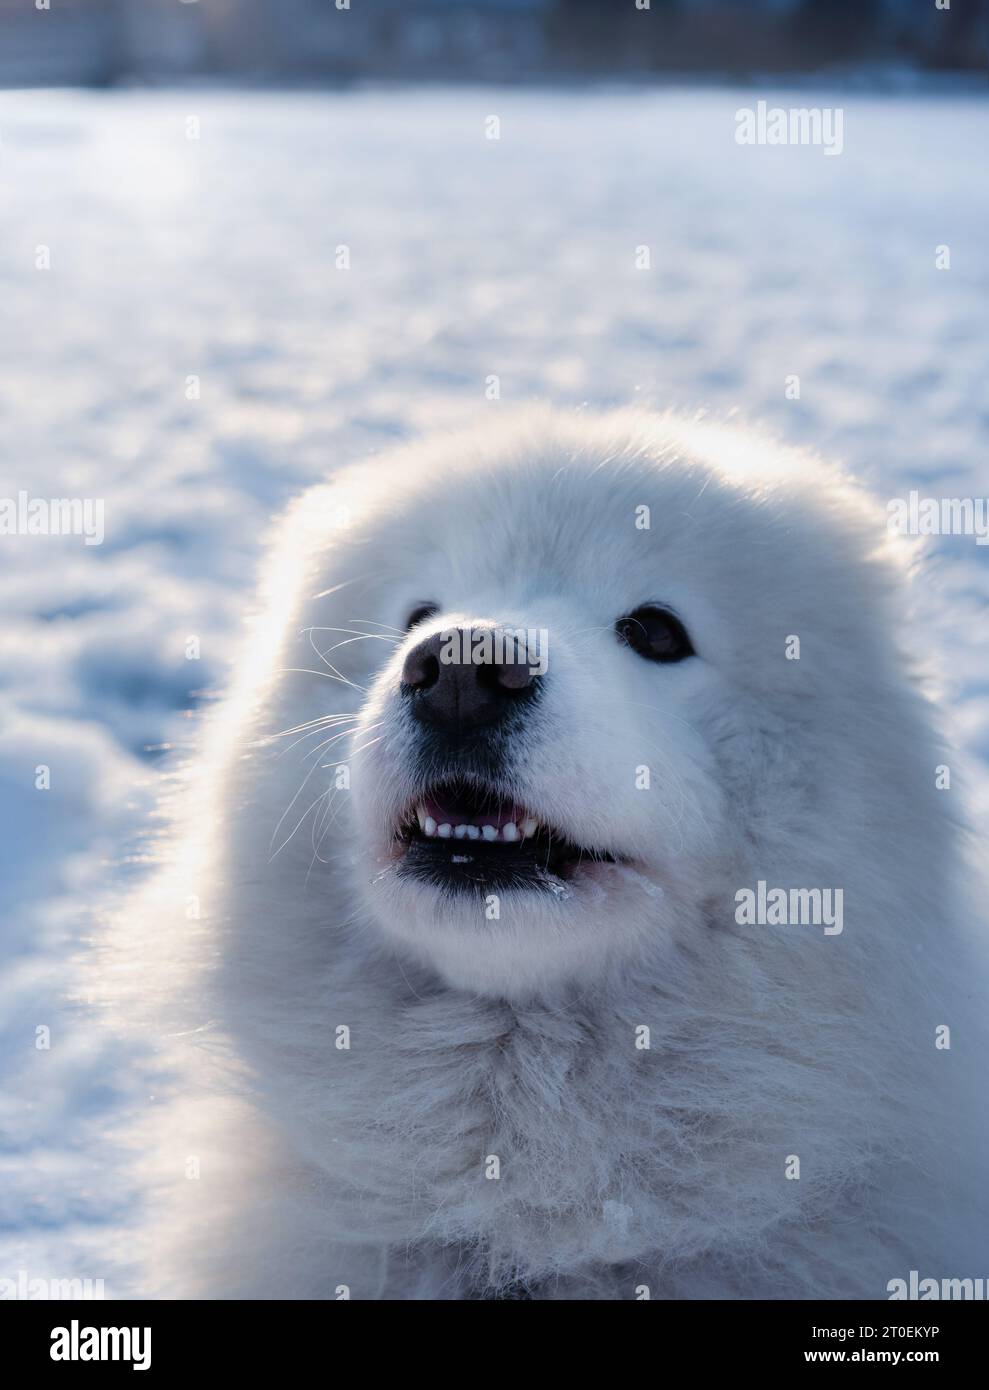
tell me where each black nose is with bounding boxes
[401,626,539,733]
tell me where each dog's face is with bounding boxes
[335,414,891,997]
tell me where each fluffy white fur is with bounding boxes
[107,408,986,1300]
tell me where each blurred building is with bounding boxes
[197,0,552,79]
[0,0,984,88]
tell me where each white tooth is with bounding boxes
[482,825,498,842]
[416,806,427,830]
[437,823,452,839]
[454,824,468,838]
[466,825,480,840]
[502,823,519,842]
[424,816,437,836]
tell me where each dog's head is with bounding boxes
[261,409,933,999]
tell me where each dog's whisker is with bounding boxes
[273,712,359,738]
[279,666,368,695]
[276,718,365,759]
[303,625,402,650]
[347,617,407,635]
[320,734,383,769]
[315,633,402,660]
[272,720,387,855]
[305,626,381,680]
[302,721,383,764]
[308,732,388,851]
[270,785,332,860]
[269,733,347,856]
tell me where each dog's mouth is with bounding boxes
[394,778,620,894]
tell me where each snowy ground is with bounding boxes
[1,85,987,1290]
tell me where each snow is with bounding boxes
[0,84,986,1289]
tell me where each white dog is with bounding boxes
[111,408,985,1299]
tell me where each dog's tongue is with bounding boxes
[423,793,519,830]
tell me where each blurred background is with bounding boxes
[0,0,983,86]
[0,0,985,87]
[0,0,986,1290]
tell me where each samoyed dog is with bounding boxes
[114,408,985,1300]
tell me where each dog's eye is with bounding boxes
[616,606,694,663]
[405,603,439,632]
